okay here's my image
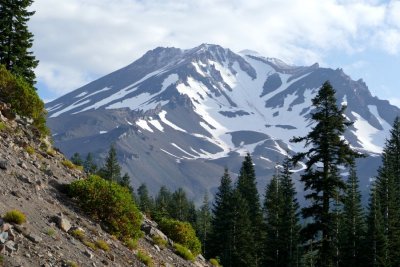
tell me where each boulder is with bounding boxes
[53,214,72,232]
[0,160,7,170]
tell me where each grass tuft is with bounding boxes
[95,239,110,251]
[3,209,26,224]
[173,243,194,261]
[137,250,153,267]
[124,238,138,250]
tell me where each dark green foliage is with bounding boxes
[153,186,172,222]
[0,0,38,86]
[119,172,134,193]
[0,65,48,135]
[70,152,83,166]
[339,166,366,267]
[98,144,121,182]
[83,152,98,174]
[137,183,154,216]
[68,175,142,240]
[366,185,389,267]
[196,193,212,256]
[370,116,400,266]
[236,153,264,265]
[291,81,361,266]
[169,187,194,223]
[159,218,201,256]
[208,168,234,264]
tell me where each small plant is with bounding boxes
[70,229,85,241]
[125,238,138,250]
[137,251,153,267]
[83,240,97,250]
[210,258,221,267]
[25,145,35,155]
[173,243,194,261]
[46,228,56,237]
[3,209,26,224]
[46,148,56,157]
[0,121,6,131]
[152,235,167,248]
[95,239,110,251]
[0,254,4,266]
[66,261,78,267]
[62,160,76,169]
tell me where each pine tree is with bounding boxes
[236,153,264,265]
[230,189,255,267]
[100,144,121,183]
[339,165,366,267]
[137,183,154,216]
[196,193,212,256]
[70,152,83,166]
[373,116,400,266]
[0,0,38,86]
[208,168,234,266]
[119,172,133,193]
[279,157,301,267]
[169,188,191,222]
[153,186,172,221]
[83,152,97,174]
[366,184,389,267]
[263,174,283,267]
[290,81,361,266]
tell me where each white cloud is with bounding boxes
[28,0,400,97]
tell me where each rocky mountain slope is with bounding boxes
[0,103,210,266]
[45,44,399,202]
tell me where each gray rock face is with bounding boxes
[46,44,397,204]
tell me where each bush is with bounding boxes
[158,218,201,256]
[210,258,221,266]
[124,238,138,250]
[25,146,35,155]
[46,228,56,237]
[152,235,167,248]
[71,229,85,241]
[95,239,110,251]
[173,243,195,261]
[3,209,26,224]
[62,160,76,169]
[137,251,153,267]
[0,65,48,135]
[68,175,142,240]
[0,122,6,131]
[66,261,78,267]
[83,240,96,250]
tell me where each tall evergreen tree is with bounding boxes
[236,153,264,266]
[339,165,366,267]
[208,168,234,265]
[100,144,121,182]
[373,116,400,266]
[196,193,212,256]
[290,81,360,266]
[83,152,97,174]
[366,184,389,267]
[119,172,133,193]
[137,183,154,216]
[169,187,191,222]
[0,0,38,86]
[153,186,172,221]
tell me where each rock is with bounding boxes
[8,229,16,241]
[0,218,3,227]
[0,231,9,243]
[84,249,93,259]
[5,240,16,253]
[1,222,11,232]
[17,174,32,184]
[18,161,28,170]
[54,214,71,232]
[154,244,160,252]
[27,233,42,243]
[0,160,7,170]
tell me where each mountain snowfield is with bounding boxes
[46,44,399,202]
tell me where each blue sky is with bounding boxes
[29,0,400,107]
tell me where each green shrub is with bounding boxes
[95,239,110,251]
[83,240,96,250]
[46,228,56,237]
[68,175,142,240]
[137,251,153,267]
[25,145,35,155]
[152,235,167,248]
[0,65,48,136]
[62,160,76,169]
[71,229,85,241]
[46,148,56,157]
[0,122,6,131]
[210,258,221,266]
[124,238,138,250]
[3,209,26,224]
[173,243,195,261]
[158,218,201,256]
[66,261,78,267]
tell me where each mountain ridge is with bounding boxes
[46,44,399,203]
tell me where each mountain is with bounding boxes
[45,44,399,203]
[0,103,208,266]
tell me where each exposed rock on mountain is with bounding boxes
[46,44,398,202]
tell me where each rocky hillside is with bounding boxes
[0,102,210,267]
